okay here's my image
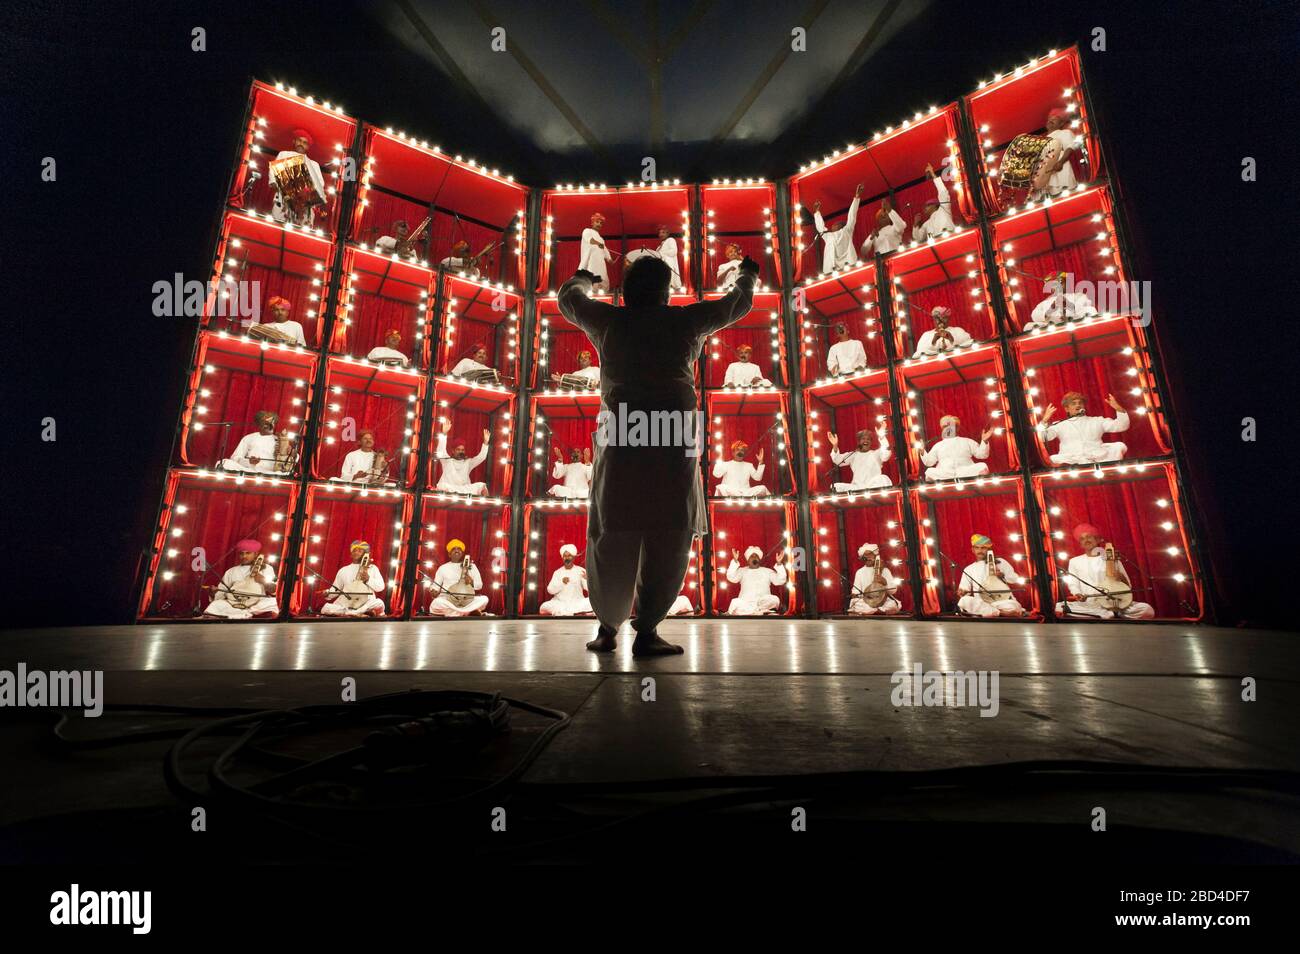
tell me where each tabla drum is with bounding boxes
[463,367,501,386]
[248,323,297,344]
[559,373,596,390]
[998,134,1061,203]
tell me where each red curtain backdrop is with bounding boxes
[314,391,414,482]
[522,510,589,613]
[917,491,1036,615]
[702,325,784,389]
[336,293,423,364]
[297,494,407,616]
[438,316,514,380]
[428,407,507,495]
[916,379,1016,478]
[1011,242,1100,328]
[708,414,792,496]
[416,505,510,615]
[707,507,797,615]
[549,237,623,290]
[353,191,428,249]
[145,482,293,618]
[537,325,600,387]
[1040,478,1195,619]
[901,279,996,353]
[812,501,911,614]
[181,368,303,471]
[428,211,507,282]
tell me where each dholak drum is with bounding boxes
[998,133,1061,203]
[464,367,501,386]
[558,373,596,391]
[623,248,663,265]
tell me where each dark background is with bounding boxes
[1,0,1295,629]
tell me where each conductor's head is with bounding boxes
[623,256,672,307]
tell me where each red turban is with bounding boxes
[267,296,292,312]
[730,439,748,454]
[290,127,315,148]
[1073,523,1101,543]
[384,328,401,339]
[235,539,262,553]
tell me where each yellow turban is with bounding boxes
[971,533,992,547]
[446,538,466,554]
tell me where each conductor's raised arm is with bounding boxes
[686,256,760,337]
[557,269,617,339]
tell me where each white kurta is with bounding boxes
[912,177,956,241]
[831,440,892,491]
[366,346,409,365]
[1059,552,1155,619]
[716,258,743,291]
[340,449,377,482]
[249,319,306,347]
[813,197,861,272]
[435,433,489,494]
[922,436,990,481]
[1026,291,1097,330]
[724,360,771,387]
[549,460,593,498]
[429,560,489,615]
[713,458,767,496]
[565,365,600,386]
[668,594,695,615]
[658,237,683,290]
[222,432,287,474]
[1038,412,1129,465]
[865,209,908,256]
[913,325,973,357]
[578,227,612,285]
[440,256,480,278]
[725,560,787,614]
[374,235,417,259]
[539,565,593,615]
[957,557,1025,617]
[204,563,279,619]
[270,150,326,227]
[848,564,901,615]
[1043,128,1080,194]
[320,563,386,616]
[827,338,868,376]
[451,357,493,377]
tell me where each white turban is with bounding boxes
[559,544,578,558]
[744,546,763,560]
[857,542,879,558]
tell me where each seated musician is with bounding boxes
[723,343,772,387]
[847,542,902,616]
[713,440,768,497]
[549,446,592,498]
[716,243,745,291]
[440,240,481,278]
[1058,523,1155,620]
[724,546,787,615]
[667,592,695,616]
[202,539,278,619]
[826,322,868,376]
[550,349,600,389]
[828,425,892,491]
[957,534,1026,617]
[428,539,490,616]
[1040,107,1081,197]
[1037,391,1129,465]
[320,540,386,617]
[913,306,973,358]
[340,429,391,484]
[1024,272,1098,331]
[375,219,418,260]
[247,295,307,347]
[911,163,959,242]
[539,544,594,616]
[271,128,326,227]
[434,420,491,495]
[921,415,993,482]
[366,329,410,366]
[862,198,908,257]
[222,410,293,474]
[450,344,495,380]
[811,184,862,272]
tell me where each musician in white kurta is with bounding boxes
[320,542,386,617]
[1037,392,1129,465]
[1041,108,1080,196]
[912,307,974,357]
[440,241,481,278]
[624,228,683,291]
[374,220,418,260]
[270,129,326,227]
[957,535,1026,617]
[828,427,892,491]
[826,324,868,376]
[812,185,862,272]
[922,416,993,481]
[340,430,387,484]
[716,244,744,291]
[539,544,594,615]
[847,542,901,615]
[1025,273,1098,331]
[435,425,490,495]
[668,594,695,615]
[428,540,490,616]
[366,329,410,365]
[911,167,957,242]
[549,447,592,498]
[1057,523,1155,620]
[203,540,279,619]
[864,202,908,256]
[723,344,771,387]
[550,350,600,389]
[450,345,493,378]
[713,441,767,496]
[222,410,289,474]
[725,547,787,615]
[248,295,307,347]
[578,213,612,288]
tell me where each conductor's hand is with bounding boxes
[739,255,761,275]
[573,268,600,284]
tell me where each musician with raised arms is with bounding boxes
[248,295,307,347]
[957,533,1026,617]
[847,542,902,615]
[366,329,410,366]
[921,415,993,482]
[913,306,973,358]
[578,212,613,289]
[826,322,868,377]
[911,163,958,242]
[202,539,279,619]
[812,184,862,273]
[270,127,326,227]
[550,349,600,389]
[539,544,594,616]
[863,198,908,256]
[725,546,787,615]
[320,540,386,617]
[828,425,892,491]
[723,343,771,387]
[340,429,390,485]
[434,419,491,495]
[428,539,490,616]
[549,446,592,498]
[713,439,768,497]
[222,410,294,474]
[1058,523,1155,620]
[1037,391,1129,465]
